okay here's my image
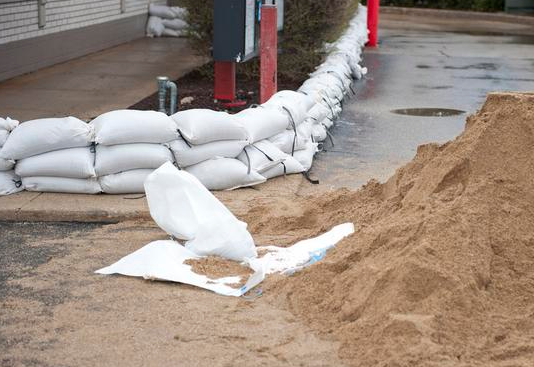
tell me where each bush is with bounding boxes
[179,0,360,83]
[379,0,504,12]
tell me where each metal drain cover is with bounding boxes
[391,108,466,117]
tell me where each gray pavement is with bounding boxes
[0,37,205,122]
[312,13,534,188]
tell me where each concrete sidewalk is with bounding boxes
[0,37,205,121]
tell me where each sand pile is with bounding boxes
[254,92,534,366]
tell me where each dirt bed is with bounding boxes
[2,92,534,366]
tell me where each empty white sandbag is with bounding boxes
[171,109,247,145]
[23,177,101,194]
[144,162,257,261]
[0,158,14,171]
[0,130,8,146]
[186,158,265,191]
[16,147,96,179]
[167,139,247,168]
[268,130,309,154]
[261,155,305,179]
[95,143,173,176]
[0,170,22,195]
[91,110,178,145]
[99,169,154,194]
[0,117,19,132]
[233,107,289,143]
[0,117,93,160]
[237,140,287,173]
[294,142,318,171]
[147,16,165,37]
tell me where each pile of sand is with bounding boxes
[249,92,534,366]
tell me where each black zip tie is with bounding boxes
[177,129,191,147]
[303,171,320,185]
[89,142,96,153]
[322,97,335,118]
[13,179,22,188]
[243,147,252,175]
[173,161,182,170]
[349,84,356,96]
[251,144,274,161]
[282,106,298,156]
[326,130,335,148]
[282,162,287,176]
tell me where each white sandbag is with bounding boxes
[294,142,318,171]
[306,102,332,123]
[162,18,187,31]
[99,169,153,194]
[146,16,165,37]
[0,130,8,146]
[268,130,308,154]
[162,28,183,37]
[186,158,265,191]
[261,155,305,179]
[297,120,313,140]
[262,90,312,128]
[233,107,289,143]
[171,109,247,145]
[144,162,257,261]
[311,122,328,142]
[23,177,101,194]
[0,170,22,196]
[16,147,96,179]
[0,117,93,160]
[0,117,19,132]
[91,110,178,145]
[149,4,187,19]
[167,139,247,168]
[0,157,14,171]
[237,140,287,173]
[95,143,173,176]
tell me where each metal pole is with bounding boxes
[260,3,278,103]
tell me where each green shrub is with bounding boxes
[179,0,360,82]
[378,0,504,11]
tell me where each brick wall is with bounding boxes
[0,0,166,45]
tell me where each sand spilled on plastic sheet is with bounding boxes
[184,256,253,288]
[248,92,534,366]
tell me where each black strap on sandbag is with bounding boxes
[251,144,275,162]
[282,106,298,156]
[326,129,335,148]
[177,129,192,148]
[243,147,252,175]
[322,97,335,118]
[13,179,22,188]
[303,170,319,185]
[89,142,96,153]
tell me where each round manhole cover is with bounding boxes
[390,108,466,117]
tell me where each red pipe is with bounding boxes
[260,5,278,104]
[367,0,379,47]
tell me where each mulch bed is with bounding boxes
[129,63,302,113]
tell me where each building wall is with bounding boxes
[0,0,166,45]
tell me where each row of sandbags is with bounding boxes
[0,5,369,196]
[146,4,187,38]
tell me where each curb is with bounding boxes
[381,6,534,25]
[0,209,151,223]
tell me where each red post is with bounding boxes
[214,61,236,102]
[260,4,278,104]
[367,0,379,47]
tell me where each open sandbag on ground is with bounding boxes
[0,117,93,160]
[264,92,534,367]
[95,143,173,176]
[167,139,247,168]
[22,176,101,194]
[99,169,154,194]
[171,109,248,145]
[16,147,95,179]
[0,170,22,195]
[186,158,265,191]
[91,110,178,145]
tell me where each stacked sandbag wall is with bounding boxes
[0,5,369,196]
[0,118,22,196]
[146,4,188,38]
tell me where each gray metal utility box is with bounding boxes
[213,0,260,63]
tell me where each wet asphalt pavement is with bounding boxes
[312,26,534,188]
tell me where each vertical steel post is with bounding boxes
[260,2,278,104]
[367,0,379,47]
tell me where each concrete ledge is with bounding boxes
[0,13,148,82]
[381,6,534,25]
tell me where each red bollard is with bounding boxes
[260,4,278,104]
[367,0,379,47]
